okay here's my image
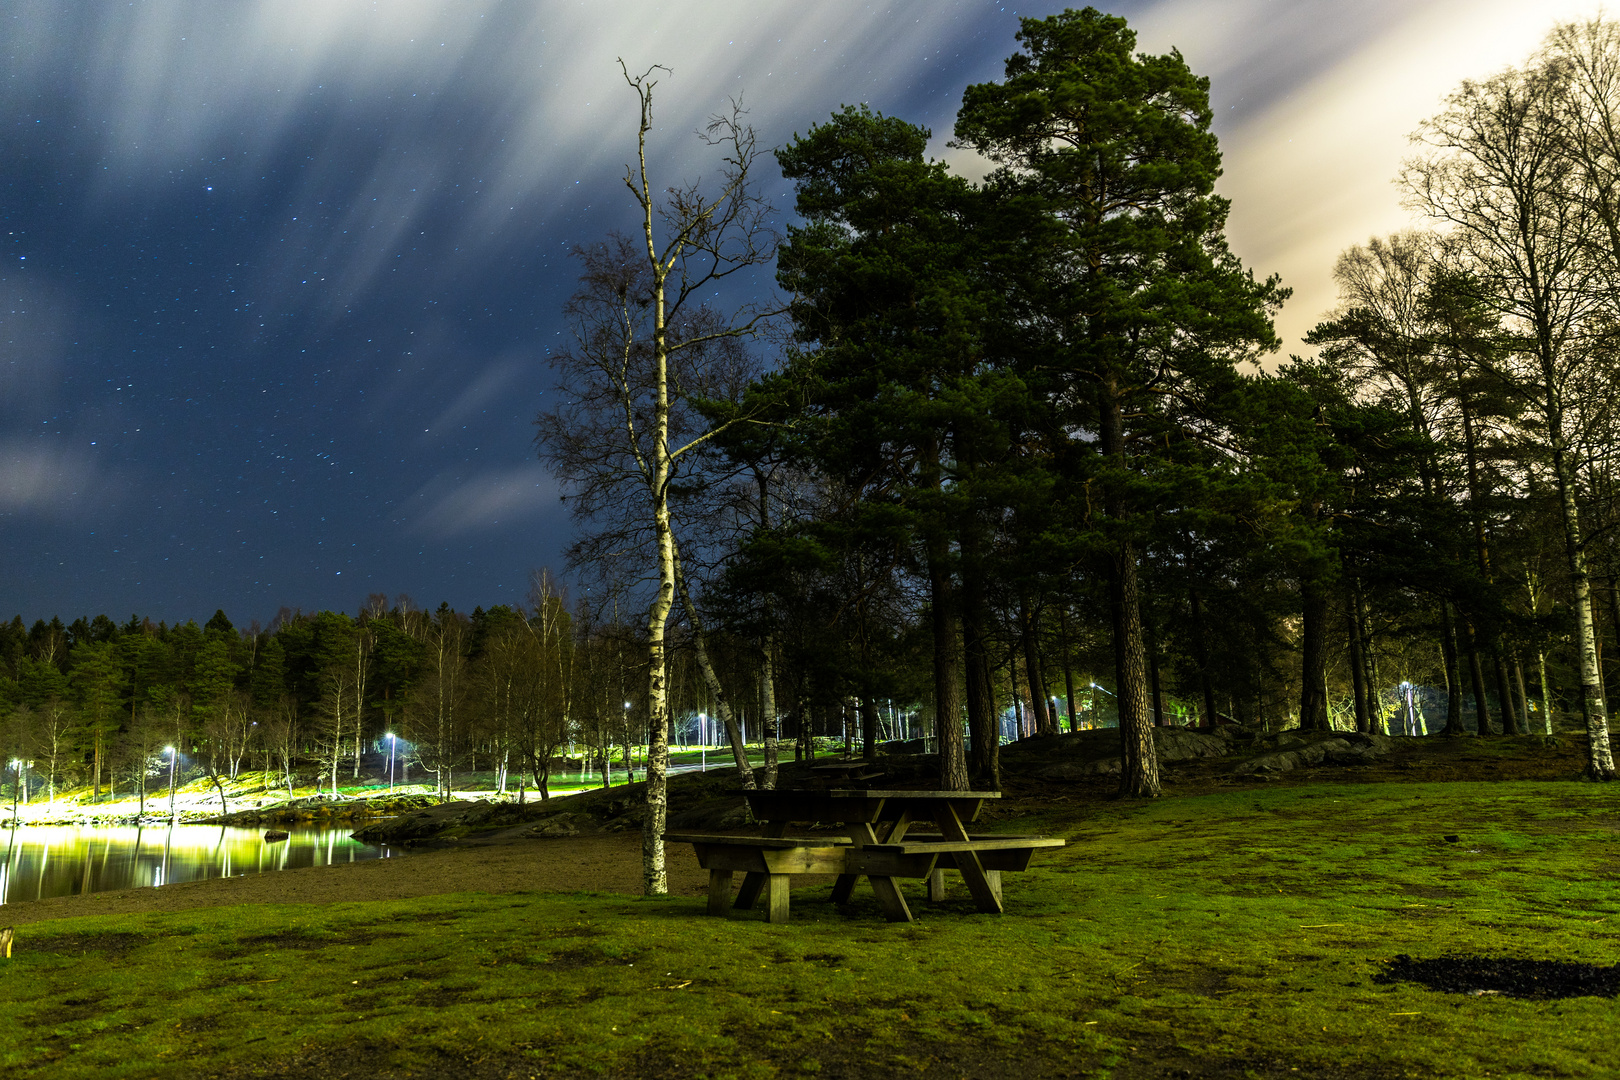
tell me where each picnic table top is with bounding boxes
[740,788,1002,799]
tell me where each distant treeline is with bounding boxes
[0,582,742,804]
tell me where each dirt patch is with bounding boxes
[1375,953,1620,999]
[22,930,151,958]
[23,991,108,1026]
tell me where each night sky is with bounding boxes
[2,0,1604,627]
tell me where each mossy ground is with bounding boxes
[3,767,1617,1078]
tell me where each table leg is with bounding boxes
[764,874,790,924]
[869,874,914,922]
[933,806,1003,914]
[832,820,885,904]
[736,820,791,910]
[707,870,734,916]
[864,819,917,921]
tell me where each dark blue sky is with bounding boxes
[1,0,1572,626]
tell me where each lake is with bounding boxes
[0,824,395,905]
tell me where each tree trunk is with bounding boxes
[1537,648,1552,735]
[921,435,970,791]
[1299,580,1330,730]
[1099,381,1158,795]
[1438,601,1465,736]
[1189,589,1218,730]
[1020,596,1056,735]
[1493,651,1520,735]
[925,549,970,790]
[962,565,1000,783]
[1110,539,1158,795]
[672,551,755,788]
[1465,623,1492,736]
[1058,603,1078,735]
[760,635,779,789]
[1551,432,1615,776]
[1512,653,1532,736]
[859,696,880,761]
[1607,575,1620,718]
[1146,615,1166,727]
[1346,586,1369,734]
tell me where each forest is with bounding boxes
[5,10,1620,825]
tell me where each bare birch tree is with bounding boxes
[535,63,780,894]
[1403,48,1618,777]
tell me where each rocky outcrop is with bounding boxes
[1010,725,1394,781]
[1229,731,1392,775]
[1019,726,1235,779]
[200,793,438,827]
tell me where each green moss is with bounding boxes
[3,779,1618,1077]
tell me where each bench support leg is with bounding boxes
[706,870,733,916]
[927,869,948,902]
[932,809,1005,915]
[764,874,790,924]
[734,821,791,912]
[735,872,765,911]
[870,875,914,922]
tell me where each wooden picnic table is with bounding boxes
[736,788,1062,922]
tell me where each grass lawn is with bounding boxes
[2,777,1617,1079]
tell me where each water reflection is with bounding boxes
[0,824,394,904]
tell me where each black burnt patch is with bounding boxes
[1376,954,1620,999]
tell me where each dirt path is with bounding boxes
[1,833,732,927]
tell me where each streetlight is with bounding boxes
[386,733,396,794]
[165,746,178,823]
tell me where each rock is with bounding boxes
[264,830,289,842]
[526,815,580,838]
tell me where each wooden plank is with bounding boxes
[868,838,1065,855]
[936,848,1037,872]
[762,845,850,875]
[707,870,733,916]
[899,833,1051,842]
[829,789,1002,799]
[844,848,939,879]
[692,846,770,873]
[665,833,852,849]
[764,874,790,924]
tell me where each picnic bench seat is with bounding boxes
[841,835,1065,904]
[664,833,853,924]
